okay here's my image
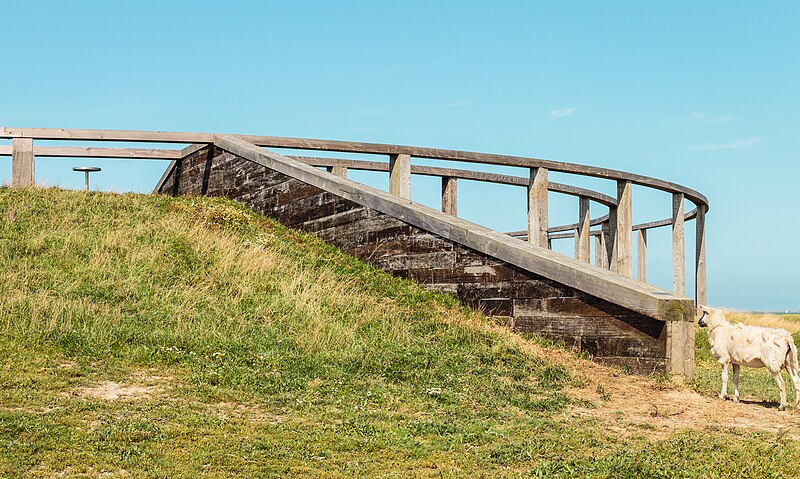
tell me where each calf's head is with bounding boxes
[697,306,709,327]
[697,305,727,329]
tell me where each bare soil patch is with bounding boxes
[75,372,171,401]
[482,321,800,439]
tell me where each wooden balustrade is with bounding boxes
[389,153,411,199]
[672,192,686,295]
[11,138,34,187]
[637,229,647,282]
[441,176,457,216]
[1,127,709,305]
[575,197,591,263]
[696,204,707,305]
[527,167,549,248]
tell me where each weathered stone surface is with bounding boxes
[158,146,672,372]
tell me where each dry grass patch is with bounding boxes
[722,310,800,333]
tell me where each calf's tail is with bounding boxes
[786,338,799,372]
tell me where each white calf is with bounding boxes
[698,306,800,410]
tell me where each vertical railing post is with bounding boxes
[576,196,591,263]
[695,203,707,305]
[595,231,607,268]
[527,167,548,248]
[389,153,411,199]
[441,176,457,216]
[610,180,632,277]
[637,229,647,282]
[326,166,348,178]
[672,192,686,296]
[11,138,35,188]
[602,220,612,269]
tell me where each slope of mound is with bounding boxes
[0,187,798,478]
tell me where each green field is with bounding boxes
[1,188,799,478]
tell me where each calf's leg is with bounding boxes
[732,364,741,402]
[784,352,800,405]
[719,363,728,400]
[772,371,787,411]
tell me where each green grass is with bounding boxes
[1,187,800,478]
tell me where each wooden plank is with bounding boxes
[441,176,457,215]
[388,153,411,199]
[634,207,698,230]
[612,181,632,277]
[672,192,685,296]
[695,204,707,305]
[212,134,695,324]
[296,157,619,207]
[1,145,182,160]
[1,127,709,206]
[1,127,213,144]
[576,197,590,263]
[527,167,548,248]
[637,229,647,282]
[11,138,34,187]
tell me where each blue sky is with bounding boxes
[1,1,798,310]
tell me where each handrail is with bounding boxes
[1,127,708,208]
[1,126,708,305]
[292,157,619,207]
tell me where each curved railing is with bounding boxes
[0,127,708,304]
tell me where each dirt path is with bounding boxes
[479,320,800,439]
[547,344,799,438]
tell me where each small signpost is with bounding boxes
[72,166,101,191]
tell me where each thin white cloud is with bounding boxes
[549,107,577,120]
[706,114,734,123]
[353,109,398,117]
[692,111,734,123]
[692,136,762,150]
[438,101,472,109]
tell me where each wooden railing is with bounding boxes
[0,127,709,304]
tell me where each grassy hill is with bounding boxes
[1,187,799,478]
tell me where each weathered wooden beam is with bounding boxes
[637,229,647,282]
[667,320,695,380]
[213,134,695,326]
[295,157,620,207]
[388,153,411,199]
[0,145,182,159]
[11,138,34,187]
[611,181,633,277]
[325,166,348,178]
[672,192,686,296]
[695,204,707,305]
[1,127,213,144]
[441,176,457,216]
[576,197,591,263]
[527,167,548,248]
